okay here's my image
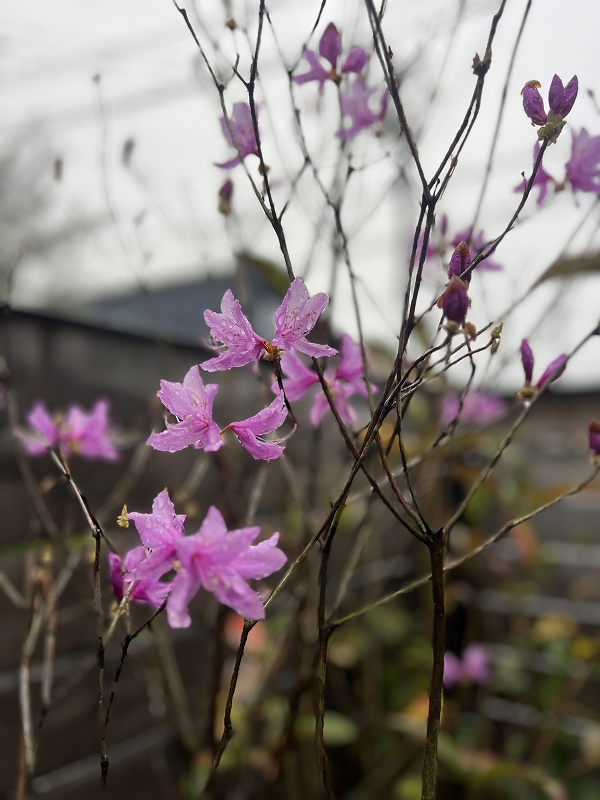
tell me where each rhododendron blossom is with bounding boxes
[565,128,600,195]
[337,79,389,140]
[444,644,491,688]
[108,546,170,607]
[279,333,370,426]
[441,392,507,428]
[293,23,368,95]
[147,366,223,453]
[215,102,259,169]
[21,399,118,461]
[226,390,288,460]
[521,75,578,128]
[589,421,600,456]
[201,278,336,372]
[123,492,286,627]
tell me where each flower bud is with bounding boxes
[522,81,547,126]
[448,241,472,283]
[520,339,534,384]
[440,275,469,324]
[589,421,600,456]
[548,74,578,118]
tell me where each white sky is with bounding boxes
[1,0,600,391]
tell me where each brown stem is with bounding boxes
[421,536,445,800]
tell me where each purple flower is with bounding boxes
[522,80,548,126]
[548,74,578,118]
[444,644,491,688]
[439,275,469,325]
[109,546,170,607]
[279,334,371,427]
[21,399,118,461]
[21,402,60,455]
[448,241,472,283]
[441,392,507,427]
[422,218,503,273]
[520,339,567,388]
[147,365,223,453]
[201,278,336,371]
[337,79,389,140]
[61,400,119,461]
[227,390,288,461]
[215,103,259,170]
[293,23,368,94]
[588,421,600,456]
[272,278,338,358]
[202,289,267,372]
[167,506,287,626]
[127,490,186,581]
[566,128,600,194]
[515,142,556,205]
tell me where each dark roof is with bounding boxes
[75,267,283,347]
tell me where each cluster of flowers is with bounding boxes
[214,23,387,173]
[518,338,567,400]
[444,644,491,689]
[21,399,118,461]
[146,277,341,460]
[109,490,286,625]
[278,333,369,426]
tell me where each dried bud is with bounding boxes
[464,322,477,341]
[491,323,503,340]
[522,80,547,126]
[117,505,129,528]
[218,180,234,215]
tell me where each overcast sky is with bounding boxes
[1,0,600,390]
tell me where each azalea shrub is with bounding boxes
[6,3,600,800]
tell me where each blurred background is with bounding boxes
[1,0,600,797]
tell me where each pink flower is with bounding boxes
[21,399,118,461]
[61,401,119,460]
[565,128,600,195]
[293,23,368,94]
[147,365,223,453]
[168,506,286,626]
[202,289,267,372]
[441,392,507,427]
[201,278,336,371]
[279,333,370,426]
[21,402,60,455]
[215,103,259,170]
[127,490,186,581]
[588,421,600,456]
[515,142,556,205]
[520,339,567,388]
[272,278,337,358]
[444,644,491,688]
[108,546,170,607]
[337,78,388,140]
[227,390,288,460]
[421,216,503,273]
